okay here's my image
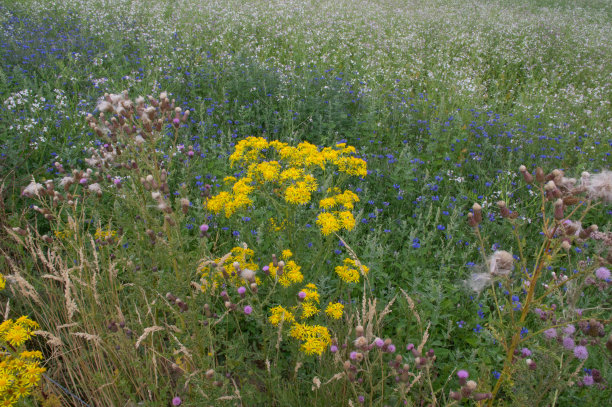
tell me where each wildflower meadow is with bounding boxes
[0,0,610,405]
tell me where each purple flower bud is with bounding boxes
[237,286,246,295]
[173,118,180,126]
[375,338,384,348]
[79,178,88,185]
[406,343,414,351]
[243,305,253,315]
[298,291,306,300]
[330,345,338,353]
[457,370,469,380]
[520,348,532,357]
[387,344,396,353]
[358,396,365,403]
[350,351,358,360]
[172,397,182,406]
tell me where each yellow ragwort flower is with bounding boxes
[316,212,340,236]
[325,302,344,319]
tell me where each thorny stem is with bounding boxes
[488,230,554,404]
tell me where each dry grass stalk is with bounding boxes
[135,326,164,349]
[324,372,345,385]
[57,322,79,329]
[4,273,42,306]
[71,332,102,345]
[33,330,62,347]
[337,235,368,276]
[400,288,422,327]
[90,236,101,305]
[312,376,321,391]
[61,264,79,321]
[417,322,431,355]
[1,299,8,320]
[378,296,396,325]
[170,332,192,359]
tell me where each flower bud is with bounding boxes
[536,167,545,183]
[472,203,482,224]
[473,393,492,401]
[180,198,190,214]
[554,199,564,220]
[579,224,597,239]
[519,165,533,183]
[277,261,285,276]
[497,201,510,218]
[449,391,462,401]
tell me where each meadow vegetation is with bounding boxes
[0,0,610,405]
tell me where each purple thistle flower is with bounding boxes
[243,305,253,315]
[582,375,594,386]
[563,325,576,336]
[521,348,532,357]
[350,351,358,360]
[387,344,396,353]
[358,396,365,403]
[543,328,557,340]
[237,286,246,295]
[573,345,588,360]
[595,267,610,280]
[330,345,338,353]
[562,336,575,350]
[374,338,384,348]
[172,397,182,406]
[199,224,209,232]
[298,291,306,300]
[457,370,469,379]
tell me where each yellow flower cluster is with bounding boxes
[325,302,344,320]
[335,258,369,283]
[299,283,320,320]
[207,178,254,217]
[0,317,38,347]
[268,250,303,287]
[268,283,333,355]
[268,217,288,232]
[319,189,360,210]
[0,317,45,405]
[53,230,72,239]
[199,246,260,292]
[0,275,5,291]
[268,306,295,326]
[208,137,367,225]
[289,323,332,356]
[315,211,356,236]
[94,228,116,240]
